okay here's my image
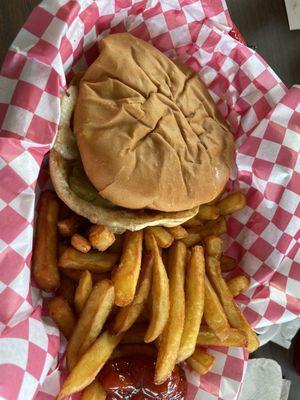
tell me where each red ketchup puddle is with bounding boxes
[99,356,187,399]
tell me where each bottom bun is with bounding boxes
[49,149,198,233]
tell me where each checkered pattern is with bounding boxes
[0,0,299,399]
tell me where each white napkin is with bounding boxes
[285,0,300,30]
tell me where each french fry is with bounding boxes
[74,270,93,313]
[112,343,157,359]
[32,191,60,292]
[166,226,188,239]
[187,348,215,375]
[112,230,143,307]
[217,192,246,215]
[197,327,247,347]
[57,275,75,305]
[145,226,174,248]
[204,277,230,341]
[81,380,106,400]
[182,216,227,247]
[57,214,81,237]
[144,234,169,343]
[205,236,259,352]
[111,252,153,334]
[177,246,205,362]
[48,296,76,340]
[121,323,147,344]
[58,330,123,400]
[220,255,237,272]
[58,242,68,257]
[183,216,203,227]
[197,205,219,221]
[59,247,119,273]
[155,241,186,384]
[89,225,116,251]
[67,280,115,370]
[61,268,110,284]
[108,234,123,253]
[71,233,91,253]
[227,275,250,297]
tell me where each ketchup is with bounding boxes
[99,356,187,399]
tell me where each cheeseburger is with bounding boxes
[50,33,233,233]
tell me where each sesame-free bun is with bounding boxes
[74,33,234,212]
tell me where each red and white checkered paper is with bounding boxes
[0,1,299,399]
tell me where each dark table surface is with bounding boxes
[0,1,299,399]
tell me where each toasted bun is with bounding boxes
[50,87,198,233]
[74,33,234,212]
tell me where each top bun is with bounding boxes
[74,33,234,212]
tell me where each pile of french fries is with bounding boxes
[32,191,258,400]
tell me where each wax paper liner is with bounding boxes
[0,1,299,399]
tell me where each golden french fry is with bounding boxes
[112,343,157,359]
[155,241,186,384]
[32,191,60,292]
[227,275,250,297]
[183,216,204,227]
[217,192,246,215]
[121,323,147,344]
[204,277,230,341]
[59,247,119,273]
[74,270,93,313]
[197,327,247,347]
[182,216,227,247]
[71,233,91,253]
[220,255,237,272]
[144,234,169,343]
[48,296,76,340]
[187,348,215,375]
[67,280,115,370]
[58,331,122,400]
[205,236,259,352]
[57,275,75,305]
[111,252,153,334]
[205,235,223,258]
[112,230,143,307]
[89,225,115,251]
[166,226,188,239]
[81,380,106,400]
[61,268,110,284]
[145,226,174,248]
[177,246,205,362]
[57,214,82,237]
[197,205,219,221]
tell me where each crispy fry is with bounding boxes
[166,226,188,239]
[121,323,147,344]
[108,234,123,253]
[182,216,227,247]
[227,275,250,297]
[187,348,215,375]
[67,280,115,370]
[145,226,174,248]
[32,191,60,291]
[217,192,246,215]
[197,205,219,221]
[112,230,143,307]
[74,270,93,313]
[59,247,118,273]
[81,380,106,400]
[177,246,205,362]
[112,343,157,359]
[205,235,222,258]
[57,275,75,305]
[144,234,169,343]
[61,268,110,284]
[183,216,203,227]
[71,234,91,253]
[89,225,116,251]
[220,255,237,272]
[111,252,153,334]
[155,241,186,384]
[205,236,259,352]
[57,214,81,237]
[58,331,123,400]
[197,327,247,347]
[48,296,76,340]
[204,277,230,341]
